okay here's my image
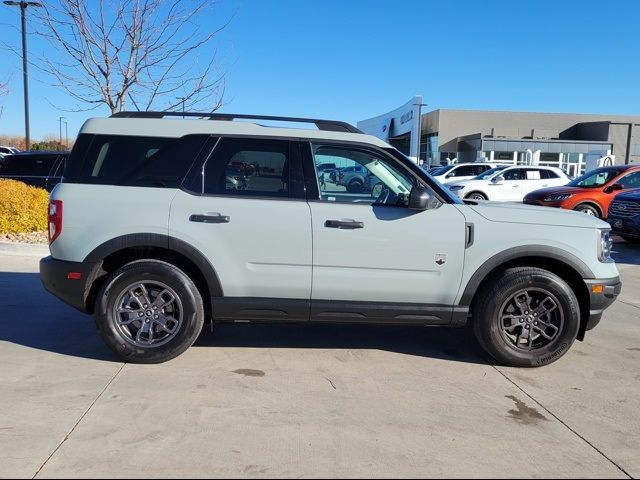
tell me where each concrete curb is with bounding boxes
[0,241,49,258]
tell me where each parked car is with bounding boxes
[336,165,384,193]
[0,151,68,191]
[431,162,502,184]
[225,167,247,190]
[0,146,20,156]
[523,165,640,219]
[40,111,620,367]
[608,189,640,243]
[448,166,570,202]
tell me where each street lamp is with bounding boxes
[4,1,44,151]
[58,116,66,150]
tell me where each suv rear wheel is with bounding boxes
[347,178,364,193]
[473,267,580,367]
[95,260,205,363]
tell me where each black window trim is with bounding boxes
[301,140,451,206]
[181,134,308,202]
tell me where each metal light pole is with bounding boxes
[59,116,66,150]
[4,1,43,151]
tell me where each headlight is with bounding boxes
[597,228,613,263]
[448,185,465,191]
[544,193,574,201]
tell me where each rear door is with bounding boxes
[169,137,313,322]
[306,142,467,324]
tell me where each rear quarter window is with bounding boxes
[70,134,209,187]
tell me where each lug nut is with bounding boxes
[154,315,159,319]
[138,312,143,317]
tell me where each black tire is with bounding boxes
[621,235,640,244]
[95,260,205,364]
[347,179,364,193]
[465,192,487,201]
[473,267,580,367]
[573,203,601,218]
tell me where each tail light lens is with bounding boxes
[48,200,63,244]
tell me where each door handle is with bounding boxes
[325,219,364,229]
[189,213,230,224]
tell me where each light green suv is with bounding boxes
[40,112,621,366]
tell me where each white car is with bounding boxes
[0,146,20,156]
[448,166,570,202]
[431,162,502,184]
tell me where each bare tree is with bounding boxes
[35,0,228,114]
[0,78,8,118]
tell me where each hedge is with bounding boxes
[0,179,49,233]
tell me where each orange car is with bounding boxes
[523,165,640,219]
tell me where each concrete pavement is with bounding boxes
[0,245,638,478]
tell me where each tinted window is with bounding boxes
[454,165,476,177]
[502,169,524,181]
[618,171,640,188]
[76,135,207,187]
[203,138,292,197]
[1,154,57,176]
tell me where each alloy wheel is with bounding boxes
[498,288,564,351]
[113,281,184,348]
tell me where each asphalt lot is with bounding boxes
[0,242,639,478]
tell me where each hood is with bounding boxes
[467,201,609,229]
[615,188,640,201]
[524,185,582,199]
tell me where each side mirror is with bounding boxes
[604,183,624,194]
[409,186,438,210]
[491,175,504,184]
[446,172,456,178]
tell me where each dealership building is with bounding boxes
[357,96,640,175]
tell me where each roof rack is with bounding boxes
[110,111,363,134]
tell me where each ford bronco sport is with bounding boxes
[40,112,621,366]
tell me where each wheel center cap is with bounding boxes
[146,310,152,316]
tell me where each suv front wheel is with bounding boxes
[95,260,205,363]
[473,267,580,367]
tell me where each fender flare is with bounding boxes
[83,233,223,297]
[458,245,594,307]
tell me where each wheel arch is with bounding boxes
[573,201,603,218]
[82,234,222,316]
[465,190,488,200]
[460,246,593,341]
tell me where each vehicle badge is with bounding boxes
[435,254,447,266]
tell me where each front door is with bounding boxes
[169,137,312,321]
[307,143,467,324]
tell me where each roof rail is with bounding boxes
[110,111,363,134]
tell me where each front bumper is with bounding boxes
[608,214,640,239]
[583,277,622,331]
[40,256,97,313]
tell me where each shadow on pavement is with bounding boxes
[0,271,487,365]
[612,238,640,266]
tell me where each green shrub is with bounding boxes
[0,179,49,233]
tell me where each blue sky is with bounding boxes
[1,0,639,141]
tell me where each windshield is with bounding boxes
[474,165,508,180]
[568,168,620,188]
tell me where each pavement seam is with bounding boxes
[492,365,633,479]
[618,299,640,310]
[31,363,127,479]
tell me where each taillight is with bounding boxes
[48,200,63,244]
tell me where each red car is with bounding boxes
[523,165,640,219]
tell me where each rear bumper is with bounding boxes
[583,277,622,331]
[40,256,96,313]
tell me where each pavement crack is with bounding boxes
[31,363,127,479]
[619,299,640,310]
[324,377,337,390]
[492,366,633,479]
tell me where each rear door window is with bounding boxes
[76,134,208,187]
